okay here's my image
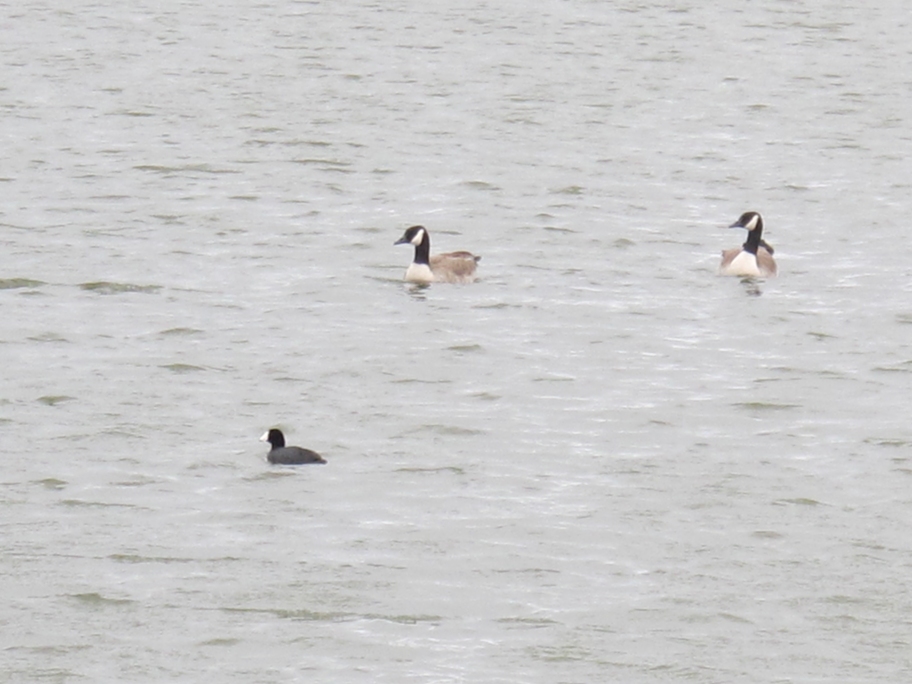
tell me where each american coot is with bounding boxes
[260,428,326,465]
[720,211,777,278]
[394,225,480,284]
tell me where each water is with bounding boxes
[3,1,912,682]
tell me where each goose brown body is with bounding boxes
[394,226,480,284]
[719,212,777,278]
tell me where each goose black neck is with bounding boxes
[413,232,431,265]
[742,218,764,255]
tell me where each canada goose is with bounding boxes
[260,428,326,465]
[394,225,480,284]
[719,211,777,278]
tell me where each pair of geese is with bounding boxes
[261,211,775,466]
[393,210,777,284]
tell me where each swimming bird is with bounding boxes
[719,211,778,278]
[260,428,326,465]
[394,225,480,284]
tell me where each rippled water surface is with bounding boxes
[3,1,912,682]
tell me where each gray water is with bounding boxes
[3,1,912,682]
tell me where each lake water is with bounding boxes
[3,1,912,682]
